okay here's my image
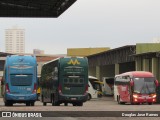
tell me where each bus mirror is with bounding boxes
[130,81,134,86]
[155,80,159,87]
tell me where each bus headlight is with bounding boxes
[152,94,156,98]
[133,94,138,98]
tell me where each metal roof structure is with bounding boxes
[87,45,136,67]
[0,0,77,17]
[0,52,13,57]
[132,51,160,59]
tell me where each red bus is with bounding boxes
[114,71,158,105]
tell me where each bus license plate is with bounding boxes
[71,98,77,100]
[19,97,24,100]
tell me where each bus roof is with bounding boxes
[94,81,104,84]
[6,55,36,65]
[115,71,154,78]
[43,57,60,65]
[89,76,98,80]
[43,57,86,66]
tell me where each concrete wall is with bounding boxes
[100,65,115,80]
[136,57,142,71]
[136,57,160,81]
[136,43,160,54]
[89,66,96,77]
[67,47,110,57]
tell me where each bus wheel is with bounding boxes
[4,101,9,106]
[64,103,68,106]
[26,102,30,106]
[72,103,76,106]
[4,102,8,106]
[148,102,153,105]
[117,96,120,104]
[10,103,13,106]
[31,102,35,106]
[5,101,12,106]
[88,94,91,101]
[52,99,60,106]
[118,96,125,105]
[77,102,83,106]
[54,102,60,106]
[43,102,47,106]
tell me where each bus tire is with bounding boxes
[52,98,60,106]
[77,102,83,106]
[5,101,12,106]
[42,95,47,106]
[54,101,60,106]
[64,103,68,106]
[88,94,91,101]
[53,94,60,106]
[10,102,13,106]
[43,102,47,106]
[118,96,125,105]
[26,102,30,106]
[148,102,152,105]
[4,102,8,106]
[30,102,35,106]
[117,96,120,104]
[130,96,134,105]
[72,103,76,106]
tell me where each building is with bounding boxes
[5,26,25,53]
[33,49,44,55]
[152,37,160,43]
[67,47,110,57]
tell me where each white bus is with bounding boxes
[88,76,103,100]
[102,77,114,96]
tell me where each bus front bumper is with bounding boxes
[133,96,156,103]
[5,93,37,102]
[59,94,88,103]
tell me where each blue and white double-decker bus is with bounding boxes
[2,55,37,106]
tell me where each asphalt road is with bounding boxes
[0,96,160,120]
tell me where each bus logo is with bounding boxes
[67,59,80,65]
[18,58,24,62]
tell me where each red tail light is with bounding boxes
[6,83,10,93]
[58,85,62,94]
[84,85,88,94]
[155,80,159,87]
[32,83,37,94]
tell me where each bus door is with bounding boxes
[119,76,131,102]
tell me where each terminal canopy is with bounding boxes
[0,0,77,17]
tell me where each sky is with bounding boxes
[0,0,160,54]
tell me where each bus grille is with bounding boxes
[11,78,32,86]
[64,78,84,84]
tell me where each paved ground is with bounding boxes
[0,96,160,120]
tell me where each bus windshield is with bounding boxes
[133,77,156,94]
[10,74,33,86]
